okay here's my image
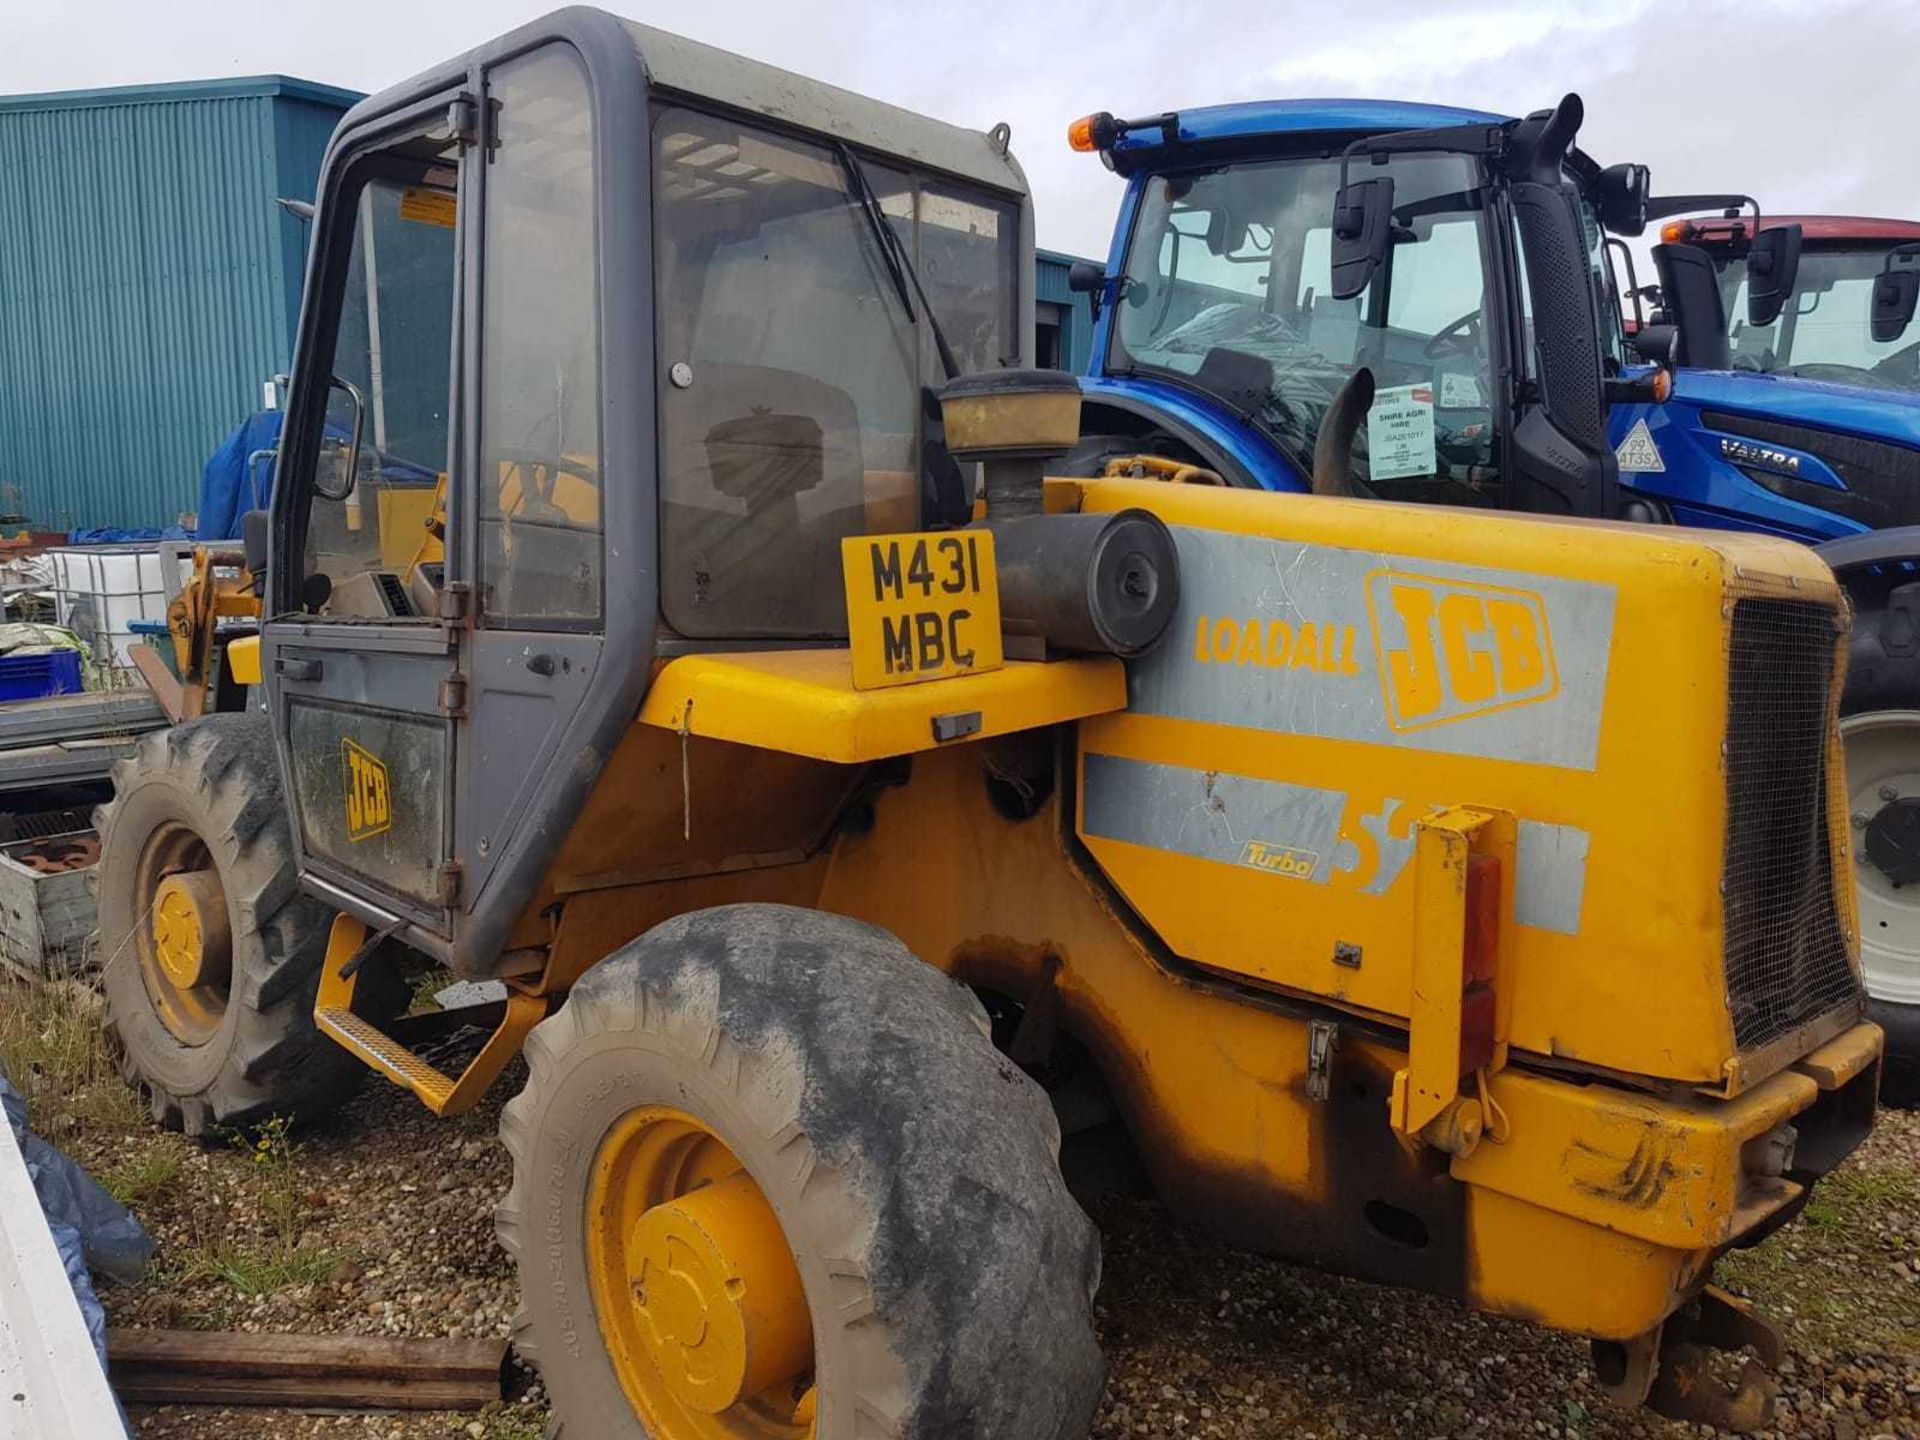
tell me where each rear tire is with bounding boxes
[95,714,400,1135]
[1836,585,1920,1107]
[497,902,1105,1439]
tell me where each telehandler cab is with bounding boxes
[100,15,1881,1436]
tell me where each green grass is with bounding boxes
[177,1241,343,1296]
[472,1407,546,1440]
[0,975,144,1137]
[1717,1157,1920,1351]
[1799,1165,1915,1227]
[101,1149,182,1207]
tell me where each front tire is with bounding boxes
[496,903,1105,1439]
[95,715,399,1135]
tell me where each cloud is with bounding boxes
[1,0,1910,263]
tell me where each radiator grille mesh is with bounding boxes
[1723,597,1860,1051]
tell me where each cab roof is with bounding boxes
[1107,98,1510,167]
[618,16,1027,196]
[342,7,1028,198]
[1680,214,1920,245]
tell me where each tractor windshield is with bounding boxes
[1110,152,1506,505]
[653,106,1020,639]
[1718,246,1920,393]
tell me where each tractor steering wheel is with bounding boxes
[1423,311,1484,360]
[489,449,600,524]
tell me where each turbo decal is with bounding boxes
[1081,753,1591,934]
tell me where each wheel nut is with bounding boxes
[1882,785,1900,802]
[1854,813,1870,829]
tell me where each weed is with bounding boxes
[473,1405,546,1440]
[101,1148,182,1208]
[173,1115,345,1298]
[178,1242,341,1296]
[0,975,143,1136]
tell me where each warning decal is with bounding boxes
[1614,418,1665,473]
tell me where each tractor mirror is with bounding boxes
[1331,176,1394,300]
[241,509,271,576]
[1067,259,1108,320]
[1595,162,1651,237]
[1871,248,1920,343]
[1745,223,1802,327]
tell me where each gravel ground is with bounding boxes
[9,973,1918,1440]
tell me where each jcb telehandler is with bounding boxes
[99,14,1882,1436]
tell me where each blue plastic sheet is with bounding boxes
[1,1065,153,1368]
[195,410,286,542]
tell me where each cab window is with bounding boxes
[1111,152,1502,506]
[303,159,458,618]
[653,106,1020,638]
[477,45,602,625]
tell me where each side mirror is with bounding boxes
[1631,323,1679,366]
[1067,258,1108,321]
[1745,223,1802,327]
[1595,162,1651,237]
[241,509,271,577]
[1330,176,1394,300]
[1650,242,1731,370]
[317,375,366,502]
[1871,248,1920,343]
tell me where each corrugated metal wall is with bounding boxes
[0,80,356,532]
[1035,248,1098,374]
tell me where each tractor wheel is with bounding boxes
[497,903,1105,1439]
[95,714,401,1135]
[1839,708,1920,1107]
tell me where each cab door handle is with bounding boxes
[277,656,323,682]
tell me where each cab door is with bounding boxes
[264,97,471,945]
[454,45,606,923]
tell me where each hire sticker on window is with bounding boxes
[1365,384,1437,481]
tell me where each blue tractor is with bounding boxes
[1062,95,1920,1092]
[1607,207,1920,1093]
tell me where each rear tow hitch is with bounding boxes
[1593,1285,1784,1432]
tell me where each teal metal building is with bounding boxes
[1035,247,1098,374]
[0,72,1098,533]
[0,76,359,531]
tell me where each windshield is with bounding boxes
[1719,245,1920,392]
[1110,152,1506,506]
[653,105,1020,638]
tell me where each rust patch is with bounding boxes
[1568,1129,1682,1209]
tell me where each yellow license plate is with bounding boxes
[842,531,1003,691]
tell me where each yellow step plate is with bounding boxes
[316,915,547,1117]
[638,650,1126,764]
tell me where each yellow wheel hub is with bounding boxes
[152,871,230,991]
[135,824,232,1047]
[587,1107,816,1437]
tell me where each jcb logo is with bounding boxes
[1365,570,1559,732]
[342,739,391,842]
[1239,840,1319,880]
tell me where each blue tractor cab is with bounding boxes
[1067,95,1641,524]
[1068,95,1920,1092]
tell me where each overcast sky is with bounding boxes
[3,0,1915,263]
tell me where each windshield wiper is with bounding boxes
[834,140,962,380]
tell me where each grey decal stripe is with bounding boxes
[1515,820,1590,936]
[1082,753,1347,884]
[1125,527,1618,772]
[1083,753,1591,935]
